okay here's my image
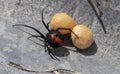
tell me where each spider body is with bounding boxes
[46,30,64,48]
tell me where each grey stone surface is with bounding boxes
[0,0,120,74]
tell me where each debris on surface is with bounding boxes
[8,61,82,74]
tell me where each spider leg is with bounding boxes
[27,37,44,47]
[44,39,48,52]
[27,35,44,42]
[44,41,60,61]
[13,25,34,36]
[41,10,50,32]
[57,27,79,38]
[48,50,55,59]
[46,22,50,28]
[48,49,60,61]
[13,24,45,39]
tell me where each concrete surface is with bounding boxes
[0,0,120,74]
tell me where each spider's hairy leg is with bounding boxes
[48,50,60,61]
[44,38,59,60]
[46,45,60,61]
[13,24,45,46]
[57,27,79,38]
[28,35,44,42]
[27,36,44,47]
[46,22,50,28]
[41,10,50,32]
[13,24,45,39]
[28,38,44,47]
[44,39,48,52]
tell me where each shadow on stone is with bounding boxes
[54,47,70,57]
[76,41,98,56]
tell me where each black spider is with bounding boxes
[13,10,77,61]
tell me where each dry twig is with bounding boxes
[8,61,82,74]
[87,0,107,33]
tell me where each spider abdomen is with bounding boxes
[46,30,64,48]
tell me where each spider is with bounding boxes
[13,10,78,61]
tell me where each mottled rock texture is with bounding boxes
[0,0,120,74]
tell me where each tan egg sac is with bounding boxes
[71,25,93,49]
[50,13,76,35]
